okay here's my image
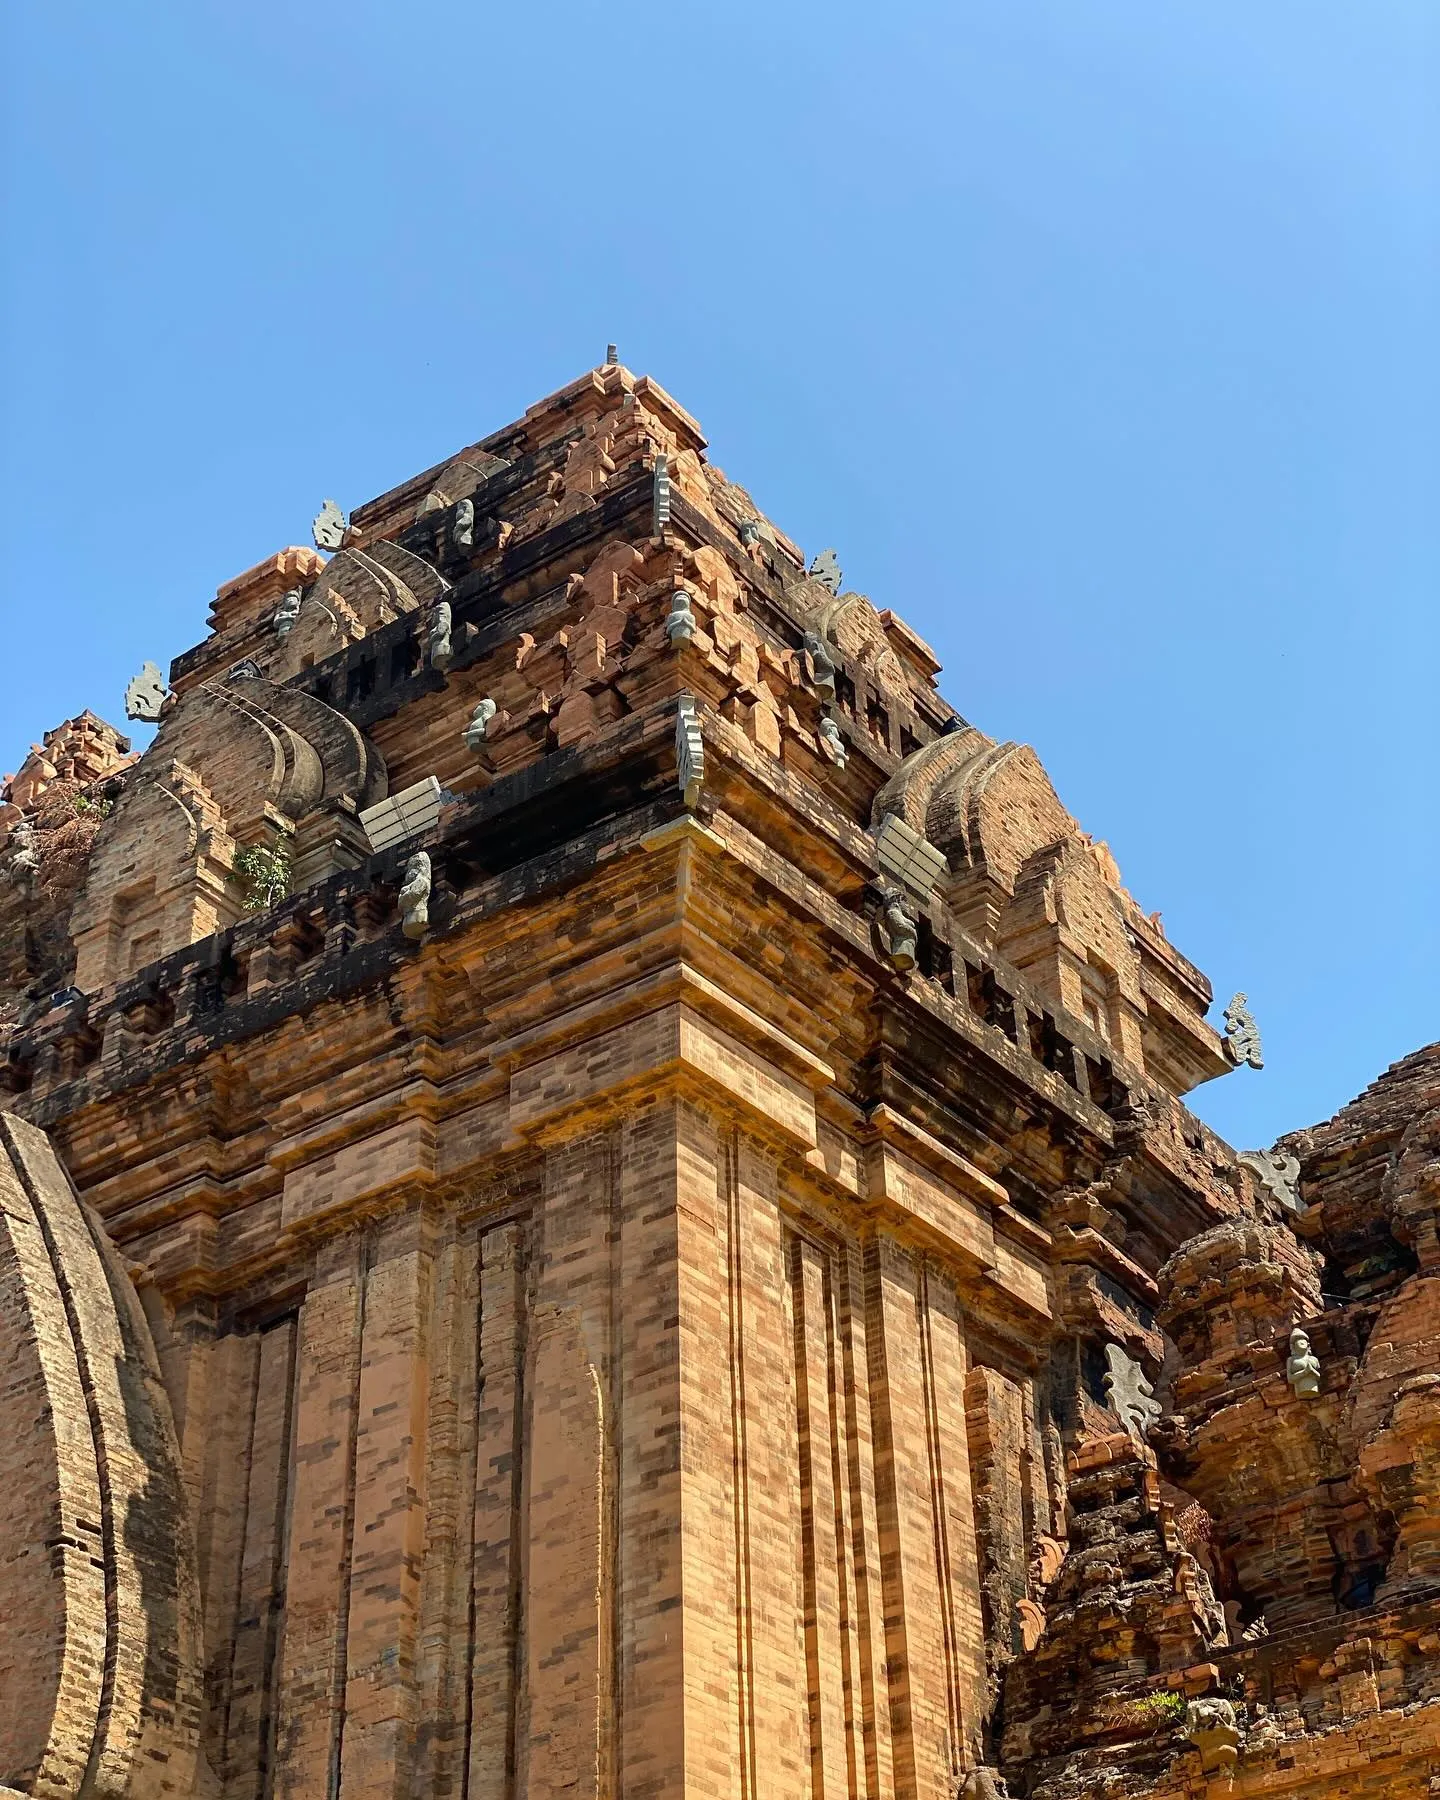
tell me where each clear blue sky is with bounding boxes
[3,3,1436,1149]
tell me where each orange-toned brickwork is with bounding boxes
[0,358,1435,1799]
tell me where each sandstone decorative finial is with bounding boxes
[426,600,453,671]
[273,587,303,639]
[665,591,697,646]
[398,850,432,940]
[463,699,498,752]
[653,454,672,537]
[312,497,347,551]
[809,548,842,594]
[453,496,475,551]
[605,342,618,366]
[1223,992,1264,1069]
[677,695,704,807]
[1104,1343,1162,1443]
[818,715,847,768]
[123,660,170,723]
[1286,1327,1322,1399]
[1240,1146,1302,1213]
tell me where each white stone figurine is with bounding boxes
[427,601,453,670]
[665,591,697,646]
[312,497,347,551]
[398,851,432,941]
[1287,1327,1322,1399]
[463,699,498,753]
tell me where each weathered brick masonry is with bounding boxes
[1,359,1436,1798]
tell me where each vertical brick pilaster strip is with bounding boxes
[338,1209,434,1800]
[203,1331,261,1785]
[225,1316,298,1800]
[836,1237,894,1800]
[730,1135,807,1794]
[674,1102,739,1799]
[866,1233,954,1800]
[413,1232,479,1800]
[465,1220,525,1800]
[792,1234,854,1799]
[614,1103,686,1799]
[273,1233,365,1800]
[919,1272,988,1773]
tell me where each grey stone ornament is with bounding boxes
[463,699,498,753]
[875,884,918,971]
[817,716,847,768]
[605,343,618,366]
[426,601,453,671]
[665,591,697,646]
[225,659,264,682]
[124,660,169,723]
[1183,1697,1240,1777]
[311,497,347,551]
[452,497,475,551]
[808,548,842,594]
[5,817,39,892]
[1104,1343,1162,1443]
[802,630,838,699]
[738,519,761,548]
[653,455,672,537]
[676,695,704,807]
[1223,992,1264,1069]
[273,588,302,639]
[1286,1327,1321,1400]
[1240,1146,1302,1213]
[398,850,432,940]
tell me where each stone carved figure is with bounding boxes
[124,660,169,723]
[1223,991,1264,1069]
[453,496,475,551]
[665,590,697,646]
[1286,1326,1322,1399]
[1104,1342,1162,1443]
[677,694,704,808]
[808,547,842,594]
[398,850,432,940]
[273,587,303,639]
[959,1770,1009,1800]
[738,518,761,548]
[817,715,847,768]
[802,629,838,699]
[463,698,498,753]
[1183,1696,1240,1776]
[312,497,347,551]
[875,884,918,971]
[426,601,453,671]
[6,816,38,893]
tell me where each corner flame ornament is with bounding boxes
[1223,991,1264,1069]
[676,695,704,808]
[311,497,347,551]
[124,660,170,723]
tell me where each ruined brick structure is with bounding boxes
[1,358,1435,1799]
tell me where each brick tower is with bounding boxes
[3,359,1437,1800]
